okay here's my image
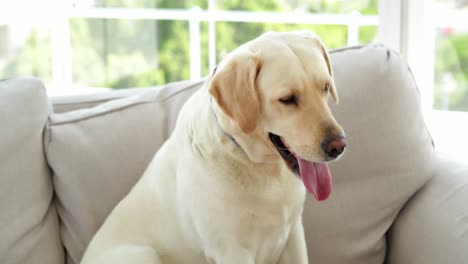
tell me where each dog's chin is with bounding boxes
[268,133,299,175]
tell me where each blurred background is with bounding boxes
[0,0,467,156]
[0,0,381,92]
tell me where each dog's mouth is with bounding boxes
[268,133,332,201]
[268,133,299,174]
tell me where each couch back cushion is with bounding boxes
[50,85,170,113]
[0,78,63,264]
[45,80,203,264]
[46,45,434,264]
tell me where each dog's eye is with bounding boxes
[279,95,298,106]
[324,84,330,93]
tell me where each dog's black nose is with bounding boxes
[322,136,346,159]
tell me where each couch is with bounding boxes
[1,44,467,264]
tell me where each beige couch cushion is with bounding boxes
[45,80,203,264]
[0,78,63,264]
[46,45,434,264]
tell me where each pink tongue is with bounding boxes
[297,158,332,201]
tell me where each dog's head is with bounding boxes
[208,31,346,201]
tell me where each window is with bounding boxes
[397,0,468,157]
[431,0,468,158]
[0,0,378,94]
[433,1,468,112]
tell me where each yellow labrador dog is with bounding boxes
[81,30,346,264]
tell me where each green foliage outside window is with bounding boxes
[0,0,378,91]
[2,30,52,81]
[94,0,379,88]
[433,31,468,111]
[1,0,380,89]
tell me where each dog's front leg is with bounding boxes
[278,220,309,264]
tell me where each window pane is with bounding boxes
[2,0,380,92]
[433,29,468,111]
[70,18,190,89]
[0,25,52,81]
[432,1,468,111]
[216,0,378,14]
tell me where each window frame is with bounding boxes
[46,1,380,89]
[378,0,468,156]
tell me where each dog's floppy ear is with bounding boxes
[209,50,262,134]
[319,43,339,104]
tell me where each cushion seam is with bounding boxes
[51,79,205,106]
[53,99,115,107]
[50,83,202,126]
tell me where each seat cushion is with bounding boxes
[386,154,468,264]
[46,45,435,264]
[0,78,63,264]
[45,80,203,264]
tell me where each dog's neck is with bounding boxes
[176,88,250,164]
[205,92,279,165]
[210,97,241,149]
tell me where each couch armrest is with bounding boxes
[386,153,468,264]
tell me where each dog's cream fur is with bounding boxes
[81,31,344,264]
